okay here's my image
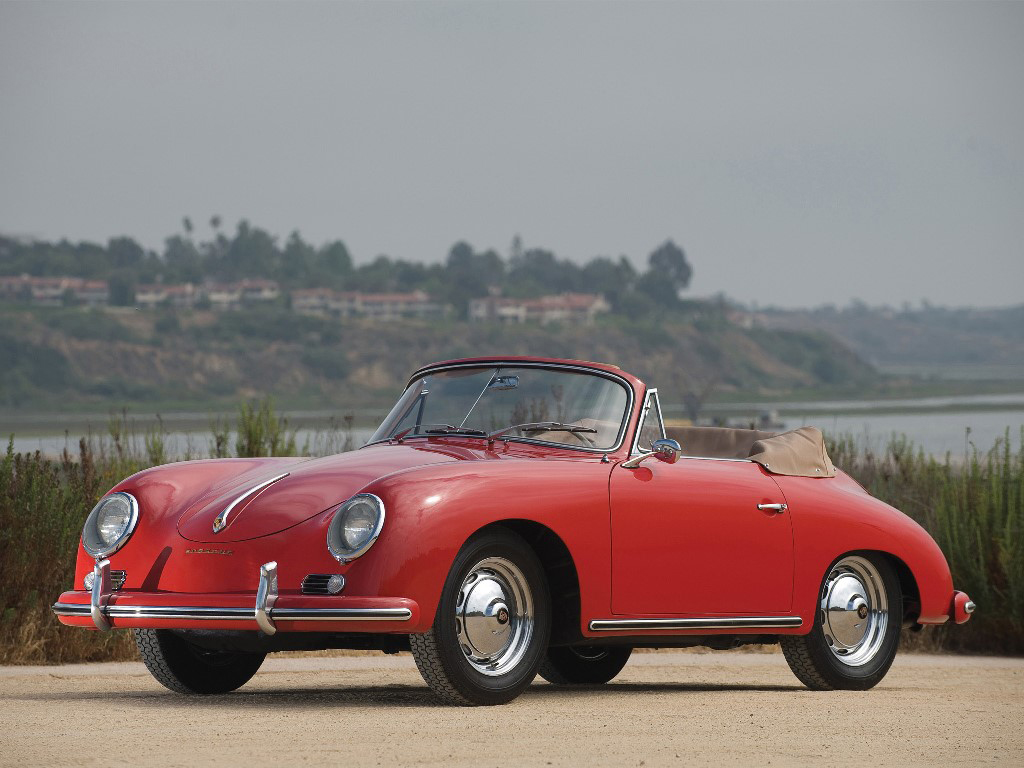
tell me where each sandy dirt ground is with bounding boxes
[1,650,1021,767]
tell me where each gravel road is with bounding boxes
[2,650,1021,767]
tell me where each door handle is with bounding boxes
[757,503,788,513]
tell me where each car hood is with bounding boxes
[175,443,458,543]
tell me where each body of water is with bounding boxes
[7,427,377,459]
[5,399,1023,459]
[791,409,1023,458]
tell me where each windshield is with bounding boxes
[368,365,631,451]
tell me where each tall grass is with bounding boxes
[0,439,143,663]
[0,399,353,664]
[830,428,1023,654]
[0,415,1020,663]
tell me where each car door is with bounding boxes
[609,392,794,616]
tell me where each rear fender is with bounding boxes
[773,472,954,627]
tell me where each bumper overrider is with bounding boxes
[52,559,418,634]
[952,590,976,625]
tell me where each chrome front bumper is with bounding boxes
[53,559,415,632]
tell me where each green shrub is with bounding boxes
[830,428,1023,654]
[1,420,1018,664]
[234,398,298,457]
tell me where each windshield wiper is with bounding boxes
[487,422,598,444]
[390,424,487,442]
[418,424,487,436]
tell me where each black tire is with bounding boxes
[781,553,902,691]
[538,646,632,685]
[410,529,550,706]
[134,629,266,694]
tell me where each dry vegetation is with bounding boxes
[1,408,1019,664]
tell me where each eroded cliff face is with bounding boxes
[3,306,873,409]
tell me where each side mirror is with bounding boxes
[621,438,682,469]
[652,438,682,464]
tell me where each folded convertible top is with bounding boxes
[663,425,836,478]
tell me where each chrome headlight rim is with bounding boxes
[82,492,140,559]
[327,493,386,564]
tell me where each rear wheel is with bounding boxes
[410,529,550,706]
[134,629,265,694]
[538,646,632,685]
[781,554,901,691]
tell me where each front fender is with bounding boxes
[355,458,614,633]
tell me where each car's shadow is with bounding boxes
[5,680,805,708]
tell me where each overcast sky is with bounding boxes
[1,1,1021,308]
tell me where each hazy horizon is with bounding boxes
[2,1,1022,309]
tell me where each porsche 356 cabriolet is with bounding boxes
[54,356,974,705]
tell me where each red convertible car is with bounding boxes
[54,356,974,705]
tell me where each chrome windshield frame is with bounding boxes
[365,361,636,455]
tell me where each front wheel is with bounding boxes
[410,529,550,705]
[134,629,265,694]
[781,553,901,691]
[538,646,632,685]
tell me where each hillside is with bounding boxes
[0,305,875,415]
[749,304,1024,378]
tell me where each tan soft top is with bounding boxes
[663,425,835,478]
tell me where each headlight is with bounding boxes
[327,493,385,563]
[82,492,139,558]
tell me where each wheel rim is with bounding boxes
[820,555,889,667]
[454,556,534,677]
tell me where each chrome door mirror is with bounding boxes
[652,438,682,464]
[621,438,682,469]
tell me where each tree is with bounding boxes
[637,240,692,308]
[108,273,136,306]
[649,240,691,289]
[107,237,145,270]
[581,256,637,309]
[223,220,280,281]
[162,235,203,284]
[283,231,317,285]
[505,248,581,297]
[443,242,505,318]
[316,241,353,284]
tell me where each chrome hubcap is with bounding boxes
[821,556,889,667]
[455,557,534,676]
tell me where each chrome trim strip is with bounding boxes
[213,472,290,534]
[255,561,279,635]
[272,608,412,622]
[108,607,255,620]
[90,559,112,631]
[54,603,254,621]
[589,616,803,631]
[370,360,637,455]
[630,388,666,457]
[53,603,95,616]
[52,603,413,623]
[679,456,753,463]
